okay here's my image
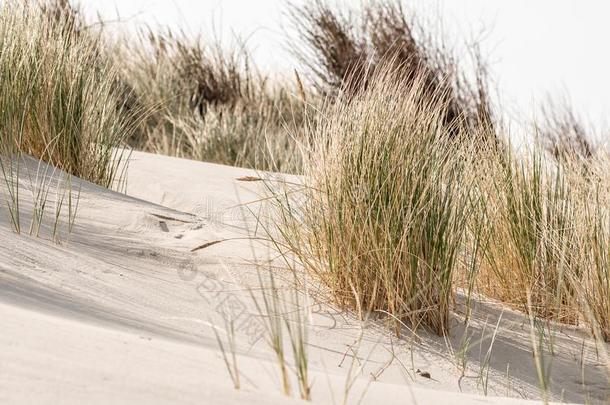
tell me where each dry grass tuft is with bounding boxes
[289,0,496,144]
[270,67,473,335]
[474,147,582,323]
[471,141,610,340]
[115,29,309,172]
[267,62,610,343]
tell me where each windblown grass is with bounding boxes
[0,0,607,360]
[270,68,472,335]
[538,100,596,163]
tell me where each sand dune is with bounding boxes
[0,151,607,404]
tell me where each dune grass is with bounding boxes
[269,68,473,335]
[113,28,309,173]
[0,0,137,188]
[0,1,606,402]
[288,0,496,141]
[266,62,609,342]
[0,0,141,239]
[568,156,610,342]
[585,191,610,342]
[474,148,582,323]
[469,141,610,341]
[0,0,607,356]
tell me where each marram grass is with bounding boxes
[271,69,472,335]
[0,0,139,189]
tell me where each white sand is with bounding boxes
[0,151,607,404]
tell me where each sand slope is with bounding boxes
[0,151,607,404]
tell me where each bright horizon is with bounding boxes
[82,0,610,142]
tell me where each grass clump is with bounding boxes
[577,158,610,341]
[115,29,308,173]
[272,68,472,335]
[471,143,610,341]
[474,148,583,323]
[0,0,141,240]
[289,0,496,141]
[0,0,138,188]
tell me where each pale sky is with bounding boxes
[81,0,610,140]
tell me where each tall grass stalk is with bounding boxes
[252,269,292,396]
[283,277,311,401]
[0,151,22,233]
[212,317,241,390]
